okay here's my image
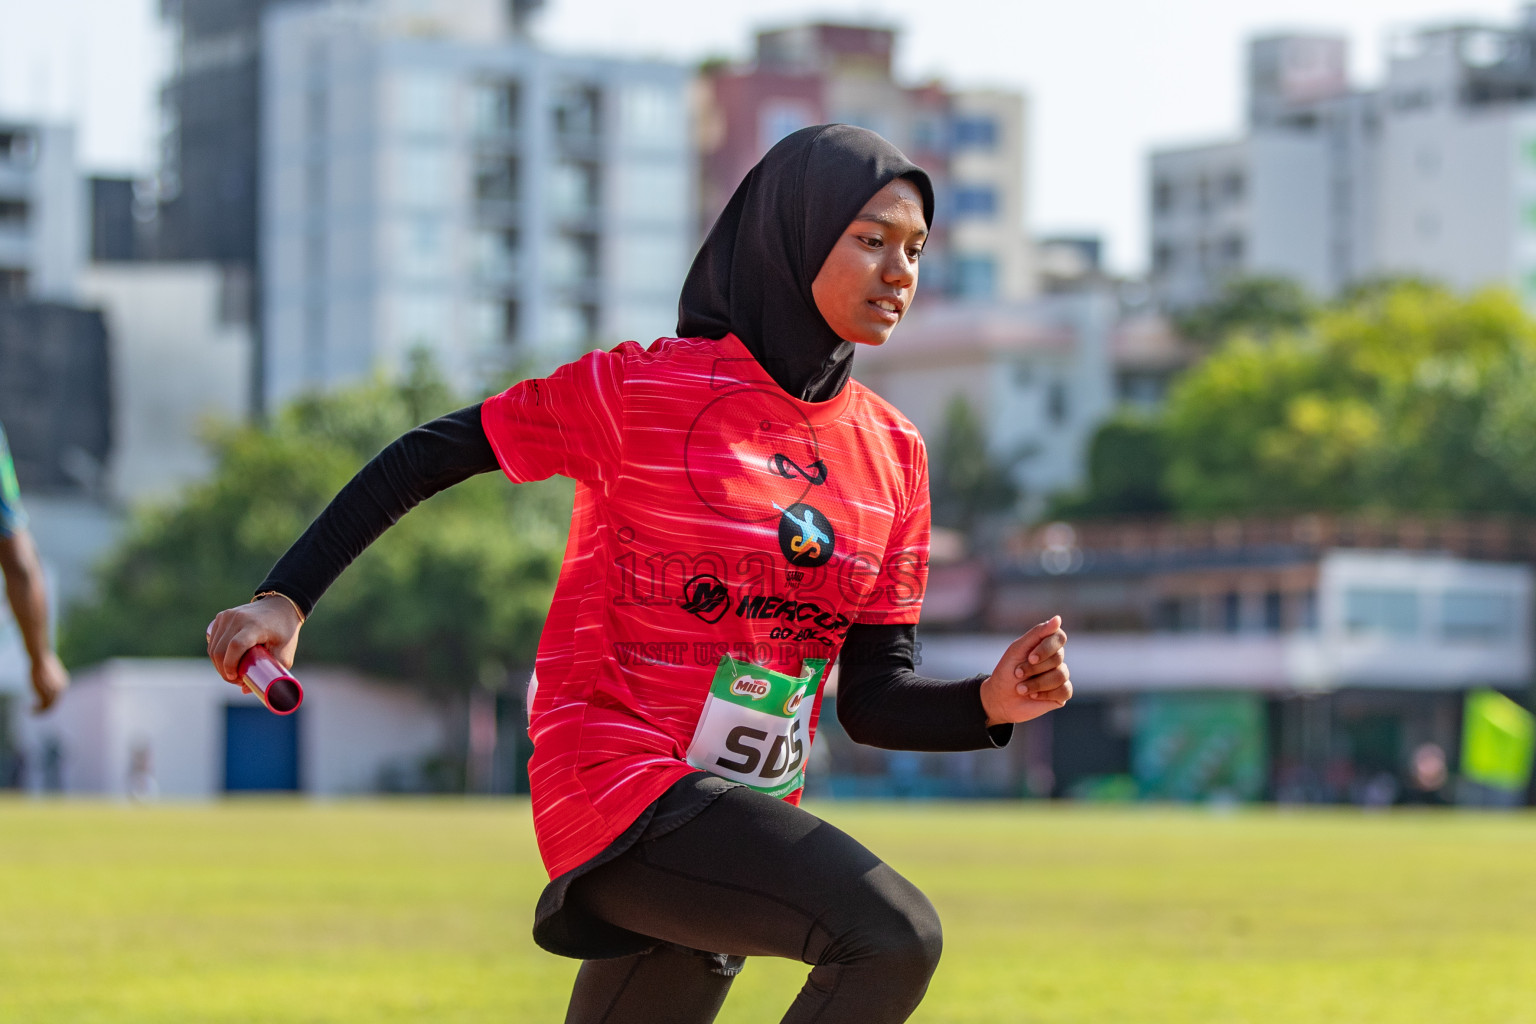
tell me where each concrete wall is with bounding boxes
[1248,131,1331,296]
[300,670,453,794]
[857,291,1117,509]
[1323,92,1380,292]
[78,264,253,505]
[29,123,84,300]
[1373,102,1516,292]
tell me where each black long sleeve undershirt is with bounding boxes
[256,403,1008,752]
[836,624,1012,751]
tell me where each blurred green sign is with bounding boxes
[1461,689,1535,793]
[1133,692,1267,801]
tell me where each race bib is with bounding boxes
[686,656,829,798]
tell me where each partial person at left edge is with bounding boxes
[0,420,69,713]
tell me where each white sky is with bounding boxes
[0,0,1528,272]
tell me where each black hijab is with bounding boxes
[677,124,935,403]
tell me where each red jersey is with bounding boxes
[481,334,929,878]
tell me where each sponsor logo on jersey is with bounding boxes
[784,691,804,716]
[680,573,731,623]
[678,576,852,640]
[731,675,770,699]
[768,453,827,485]
[732,593,850,633]
[774,501,835,568]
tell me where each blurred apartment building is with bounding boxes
[0,119,98,488]
[0,116,251,533]
[259,0,691,407]
[854,294,1194,516]
[155,0,287,270]
[0,118,120,615]
[697,22,1184,514]
[149,0,288,416]
[696,22,1034,302]
[0,109,252,485]
[1151,7,1536,308]
[0,121,84,301]
[0,114,252,715]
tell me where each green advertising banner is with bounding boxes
[1461,689,1535,794]
[1132,692,1267,802]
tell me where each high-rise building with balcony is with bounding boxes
[259,0,691,406]
[1149,34,1373,308]
[696,23,1035,302]
[1151,7,1536,309]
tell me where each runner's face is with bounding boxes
[810,177,926,346]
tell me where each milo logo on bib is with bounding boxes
[730,675,770,699]
[686,655,828,798]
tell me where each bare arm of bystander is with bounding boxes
[0,529,69,713]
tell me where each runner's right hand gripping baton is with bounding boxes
[237,647,304,715]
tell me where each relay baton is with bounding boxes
[237,647,304,715]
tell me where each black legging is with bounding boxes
[563,783,943,1024]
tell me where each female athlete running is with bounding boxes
[206,124,1072,1024]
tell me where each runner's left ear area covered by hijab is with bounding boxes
[678,124,934,404]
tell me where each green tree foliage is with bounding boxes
[1047,413,1170,519]
[62,358,571,692]
[930,395,1020,532]
[1055,280,1536,520]
[1173,276,1314,347]
[1162,281,1536,516]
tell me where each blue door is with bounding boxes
[224,705,300,791]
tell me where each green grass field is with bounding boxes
[2,799,1533,1023]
